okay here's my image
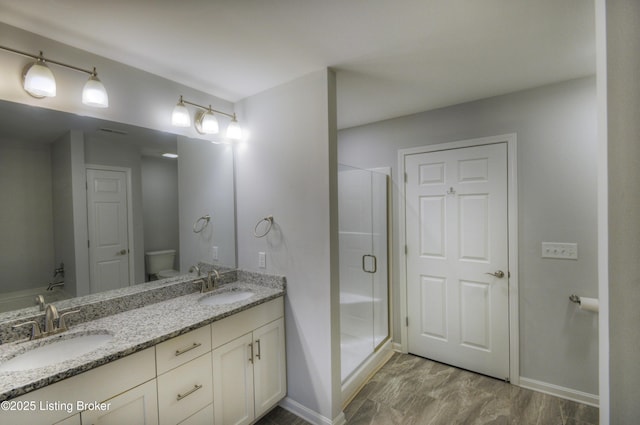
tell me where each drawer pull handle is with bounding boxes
[175,342,202,356]
[176,384,203,401]
[255,339,261,360]
[248,343,254,364]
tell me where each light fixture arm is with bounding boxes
[0,45,98,77]
[178,96,236,120]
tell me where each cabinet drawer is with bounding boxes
[157,353,213,425]
[212,297,283,349]
[156,325,211,375]
[178,403,213,425]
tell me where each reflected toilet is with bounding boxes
[145,249,179,280]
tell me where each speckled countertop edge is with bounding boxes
[0,280,284,401]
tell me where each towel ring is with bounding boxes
[193,215,211,233]
[254,215,274,238]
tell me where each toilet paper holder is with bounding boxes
[569,294,582,304]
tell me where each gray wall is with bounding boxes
[51,132,76,297]
[339,77,599,396]
[177,137,236,272]
[235,69,342,422]
[141,156,180,274]
[606,0,640,422]
[0,139,54,293]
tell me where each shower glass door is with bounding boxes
[338,165,389,382]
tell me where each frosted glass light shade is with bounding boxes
[82,75,109,108]
[226,119,242,140]
[200,111,219,134]
[24,60,56,97]
[172,102,191,127]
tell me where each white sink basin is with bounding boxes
[199,291,254,306]
[0,333,113,372]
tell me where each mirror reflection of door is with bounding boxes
[86,168,131,293]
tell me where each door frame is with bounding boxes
[85,164,135,291]
[397,133,519,384]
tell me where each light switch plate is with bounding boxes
[212,246,219,261]
[258,252,266,268]
[541,242,578,260]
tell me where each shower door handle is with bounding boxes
[362,254,377,274]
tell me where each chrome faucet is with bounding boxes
[189,265,202,276]
[12,305,80,341]
[200,269,220,293]
[44,304,59,333]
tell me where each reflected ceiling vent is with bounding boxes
[99,127,128,135]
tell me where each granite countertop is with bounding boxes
[0,280,284,401]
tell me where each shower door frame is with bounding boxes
[338,165,393,386]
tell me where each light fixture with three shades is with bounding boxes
[171,95,242,141]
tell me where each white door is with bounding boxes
[405,143,510,380]
[87,169,130,293]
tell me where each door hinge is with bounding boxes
[87,240,90,248]
[405,245,408,255]
[406,317,409,327]
[404,172,408,183]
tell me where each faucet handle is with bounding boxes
[12,321,43,340]
[34,295,45,311]
[58,310,81,331]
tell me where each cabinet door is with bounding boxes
[81,379,158,425]
[53,414,80,425]
[253,318,287,418]
[212,332,254,425]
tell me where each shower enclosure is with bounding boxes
[338,165,390,383]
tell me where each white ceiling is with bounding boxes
[0,0,595,129]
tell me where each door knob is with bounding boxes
[118,249,127,255]
[485,270,505,278]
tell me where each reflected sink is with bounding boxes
[199,290,254,306]
[0,333,113,372]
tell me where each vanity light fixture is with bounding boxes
[0,45,109,108]
[162,153,179,159]
[171,95,242,140]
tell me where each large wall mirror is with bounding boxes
[0,99,236,315]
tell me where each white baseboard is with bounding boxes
[392,342,403,352]
[519,377,599,407]
[279,397,346,425]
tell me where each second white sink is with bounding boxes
[199,290,254,306]
[0,332,114,372]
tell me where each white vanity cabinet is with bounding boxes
[211,298,286,425]
[1,347,156,425]
[2,296,285,425]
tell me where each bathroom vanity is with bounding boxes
[0,271,286,425]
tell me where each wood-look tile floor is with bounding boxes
[257,353,599,425]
